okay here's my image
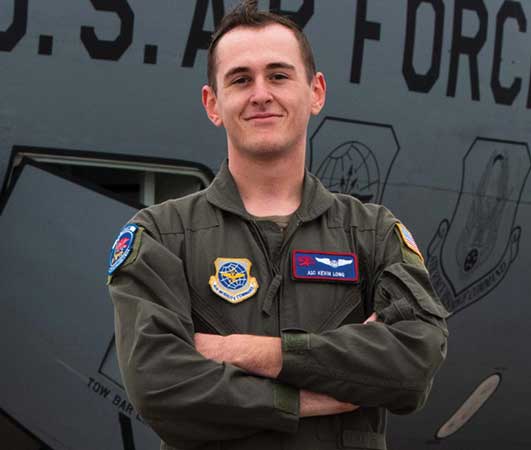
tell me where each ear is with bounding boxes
[202,85,223,127]
[310,72,327,116]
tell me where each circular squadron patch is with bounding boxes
[209,258,259,304]
[108,224,139,275]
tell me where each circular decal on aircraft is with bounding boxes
[314,141,381,203]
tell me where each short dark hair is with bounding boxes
[207,0,317,91]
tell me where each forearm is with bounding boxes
[194,333,282,378]
[193,314,378,379]
[194,333,360,417]
[277,320,447,413]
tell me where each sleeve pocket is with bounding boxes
[378,296,416,324]
[381,263,449,319]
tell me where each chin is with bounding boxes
[245,144,290,159]
[246,135,299,153]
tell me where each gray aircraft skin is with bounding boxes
[1,1,530,449]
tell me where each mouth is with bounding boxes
[244,113,283,122]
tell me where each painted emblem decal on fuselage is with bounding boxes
[209,258,259,304]
[427,139,530,314]
[292,250,359,282]
[309,117,400,204]
[108,224,139,275]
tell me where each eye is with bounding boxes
[270,73,288,81]
[232,76,250,85]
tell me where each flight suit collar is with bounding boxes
[205,160,336,222]
[205,160,250,219]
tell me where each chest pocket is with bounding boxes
[281,273,366,333]
[183,222,278,336]
[283,223,367,332]
[317,288,365,332]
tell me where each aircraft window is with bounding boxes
[436,373,501,439]
[12,152,212,206]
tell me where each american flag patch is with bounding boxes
[396,223,424,262]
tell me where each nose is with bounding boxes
[250,78,273,107]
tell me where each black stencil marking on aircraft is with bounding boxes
[269,0,314,28]
[81,0,135,61]
[402,0,445,93]
[144,44,158,64]
[427,138,530,315]
[351,0,382,84]
[38,35,53,55]
[182,0,225,68]
[0,0,28,52]
[99,335,124,389]
[446,0,489,101]
[119,413,137,450]
[309,117,399,204]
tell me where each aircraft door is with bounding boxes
[0,161,182,450]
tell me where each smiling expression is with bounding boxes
[202,24,326,159]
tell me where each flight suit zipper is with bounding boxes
[275,218,302,332]
[248,220,280,334]
[249,220,278,274]
[249,218,302,334]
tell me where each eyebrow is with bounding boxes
[266,62,296,71]
[223,62,296,81]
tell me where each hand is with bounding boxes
[364,312,378,324]
[300,389,359,417]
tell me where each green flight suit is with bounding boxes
[108,162,449,450]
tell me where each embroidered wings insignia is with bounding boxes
[314,257,353,268]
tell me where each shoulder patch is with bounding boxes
[395,223,424,263]
[108,224,143,277]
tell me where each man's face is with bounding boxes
[202,24,326,158]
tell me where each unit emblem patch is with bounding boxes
[108,224,140,275]
[292,250,359,282]
[209,258,259,304]
[396,223,424,262]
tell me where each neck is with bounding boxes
[228,149,305,217]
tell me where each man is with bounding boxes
[107,2,449,449]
